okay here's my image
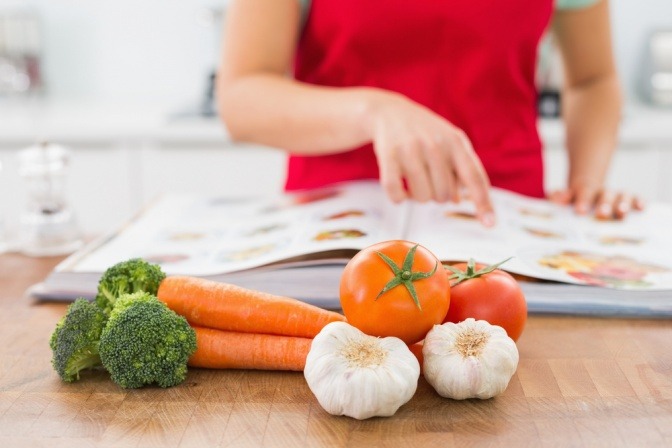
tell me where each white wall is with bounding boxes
[0,0,670,106]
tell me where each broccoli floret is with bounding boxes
[98,291,197,389]
[95,258,166,315]
[50,298,107,382]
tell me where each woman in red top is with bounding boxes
[216,0,640,226]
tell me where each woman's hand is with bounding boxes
[365,91,495,227]
[549,184,644,220]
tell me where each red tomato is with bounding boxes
[340,240,450,344]
[444,261,527,341]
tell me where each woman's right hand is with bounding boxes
[364,90,495,227]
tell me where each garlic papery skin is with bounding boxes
[304,321,420,420]
[423,318,519,400]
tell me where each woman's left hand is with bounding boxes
[549,185,645,220]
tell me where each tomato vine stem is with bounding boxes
[375,244,437,310]
[444,257,513,287]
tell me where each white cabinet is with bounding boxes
[68,144,137,234]
[138,142,286,207]
[606,146,670,202]
[543,144,666,202]
[658,148,672,204]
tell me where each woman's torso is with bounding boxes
[288,0,555,198]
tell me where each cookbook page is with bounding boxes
[406,188,672,290]
[61,181,407,276]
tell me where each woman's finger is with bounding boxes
[614,192,632,220]
[400,143,433,203]
[425,138,456,203]
[375,143,407,203]
[549,189,573,205]
[595,190,617,220]
[573,187,598,215]
[451,131,495,226]
[446,167,460,203]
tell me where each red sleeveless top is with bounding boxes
[287,0,553,198]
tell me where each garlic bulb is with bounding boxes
[423,318,519,400]
[304,321,420,420]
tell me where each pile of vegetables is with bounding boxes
[50,259,197,388]
[50,259,346,386]
[303,240,525,419]
[51,239,526,419]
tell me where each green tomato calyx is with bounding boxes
[375,244,437,311]
[444,257,513,287]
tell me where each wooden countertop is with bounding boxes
[1,253,671,447]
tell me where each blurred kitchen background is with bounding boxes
[0,0,223,109]
[1,0,672,246]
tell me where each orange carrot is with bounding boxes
[157,276,346,338]
[189,326,312,371]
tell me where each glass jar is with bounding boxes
[18,142,82,256]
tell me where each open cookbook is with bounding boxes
[31,180,672,316]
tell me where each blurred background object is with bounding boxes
[0,0,227,109]
[610,0,672,104]
[641,29,672,107]
[17,141,82,256]
[0,8,42,96]
[171,5,224,119]
[537,33,564,118]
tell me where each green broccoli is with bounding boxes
[95,258,166,315]
[50,298,107,382]
[98,291,197,389]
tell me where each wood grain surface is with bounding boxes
[1,253,671,447]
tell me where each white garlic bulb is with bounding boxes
[423,318,519,400]
[304,321,420,420]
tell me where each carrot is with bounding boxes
[157,276,346,338]
[189,326,312,371]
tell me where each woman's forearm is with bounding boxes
[553,0,622,191]
[217,74,385,155]
[562,73,622,189]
